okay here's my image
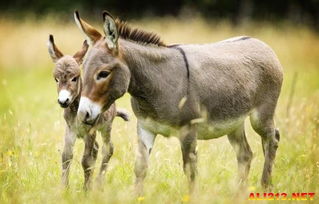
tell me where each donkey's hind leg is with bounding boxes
[96,128,114,188]
[250,104,280,189]
[82,133,98,191]
[227,123,253,187]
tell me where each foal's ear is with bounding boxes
[74,11,102,45]
[102,11,119,51]
[73,40,89,64]
[47,34,64,62]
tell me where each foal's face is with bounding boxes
[75,11,130,125]
[47,35,89,108]
[53,57,81,108]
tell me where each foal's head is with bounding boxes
[74,11,131,124]
[47,35,89,108]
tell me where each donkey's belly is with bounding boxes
[140,115,247,139]
[139,118,179,137]
[197,116,247,140]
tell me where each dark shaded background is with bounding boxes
[1,0,319,29]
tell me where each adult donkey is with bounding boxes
[74,11,283,193]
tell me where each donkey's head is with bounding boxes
[74,11,130,124]
[48,35,89,108]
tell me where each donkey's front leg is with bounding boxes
[180,125,198,193]
[82,133,98,191]
[134,121,156,196]
[62,126,76,187]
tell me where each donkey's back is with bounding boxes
[181,36,283,122]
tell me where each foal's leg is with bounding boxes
[227,123,253,187]
[134,121,156,196]
[179,125,198,193]
[82,133,98,191]
[62,127,76,187]
[96,127,113,188]
[250,104,280,189]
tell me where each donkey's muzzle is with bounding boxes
[77,96,102,125]
[58,90,71,108]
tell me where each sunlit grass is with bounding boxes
[0,15,319,203]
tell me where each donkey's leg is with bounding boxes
[82,133,98,191]
[227,123,253,187]
[134,121,156,196]
[179,125,198,193]
[62,127,76,187]
[96,128,113,188]
[250,104,280,189]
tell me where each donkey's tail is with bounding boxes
[116,109,129,121]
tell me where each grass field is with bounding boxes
[0,15,319,203]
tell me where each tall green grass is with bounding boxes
[0,16,318,203]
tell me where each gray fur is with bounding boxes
[121,38,282,192]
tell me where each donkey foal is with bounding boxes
[48,35,129,190]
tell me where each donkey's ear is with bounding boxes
[73,40,89,64]
[74,11,102,45]
[47,34,64,62]
[102,11,119,50]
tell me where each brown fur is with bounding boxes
[75,11,102,43]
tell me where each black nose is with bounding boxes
[58,98,69,108]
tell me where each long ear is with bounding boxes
[74,10,102,44]
[47,34,64,62]
[102,11,119,50]
[73,40,89,64]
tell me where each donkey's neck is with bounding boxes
[69,78,82,113]
[63,94,80,127]
[69,95,80,112]
[119,39,195,122]
[120,40,171,63]
[120,39,185,96]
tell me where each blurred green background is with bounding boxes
[1,0,319,29]
[0,1,319,203]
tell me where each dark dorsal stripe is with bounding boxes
[115,19,166,46]
[240,36,251,40]
[231,36,251,42]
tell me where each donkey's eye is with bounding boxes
[54,78,59,83]
[71,77,78,82]
[97,71,110,80]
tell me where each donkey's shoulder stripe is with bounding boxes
[170,46,190,96]
[173,46,190,80]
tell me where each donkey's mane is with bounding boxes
[115,19,166,47]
